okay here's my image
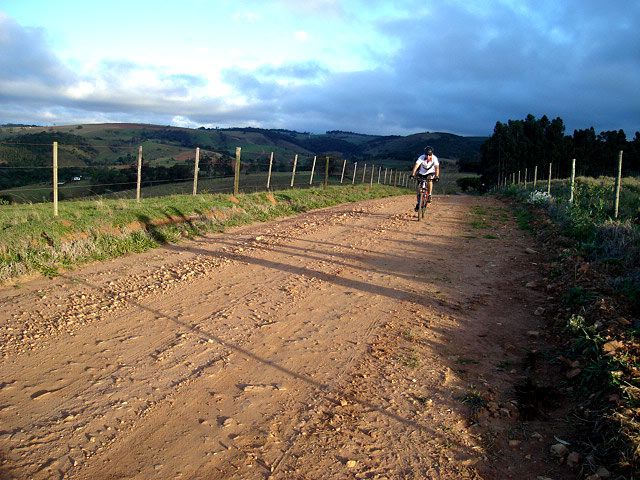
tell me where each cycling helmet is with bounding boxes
[424,146,434,155]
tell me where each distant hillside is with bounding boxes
[0,123,485,170]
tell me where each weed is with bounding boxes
[470,206,488,215]
[514,206,534,232]
[38,264,59,279]
[496,360,513,371]
[460,390,487,411]
[402,329,414,342]
[402,351,420,369]
[470,219,490,229]
[456,358,479,365]
[564,286,595,308]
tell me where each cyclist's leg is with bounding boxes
[427,179,433,202]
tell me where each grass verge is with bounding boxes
[0,184,410,284]
[497,179,640,476]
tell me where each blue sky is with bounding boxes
[1,0,639,136]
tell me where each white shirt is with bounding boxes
[415,154,439,175]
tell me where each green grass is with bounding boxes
[459,390,487,410]
[0,183,409,283]
[467,204,509,232]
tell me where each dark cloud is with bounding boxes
[0,14,74,86]
[255,61,329,79]
[202,1,639,135]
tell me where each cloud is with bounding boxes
[190,1,640,135]
[0,2,638,137]
[294,30,309,42]
[0,13,73,85]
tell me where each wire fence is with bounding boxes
[496,151,639,221]
[0,142,413,216]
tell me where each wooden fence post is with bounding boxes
[136,145,142,202]
[533,165,538,189]
[614,150,623,218]
[266,152,274,190]
[524,167,528,188]
[569,158,576,203]
[290,154,298,187]
[517,170,521,186]
[309,155,317,185]
[377,166,381,184]
[192,147,200,195]
[362,163,367,183]
[384,168,388,184]
[352,162,357,184]
[234,147,241,195]
[340,159,346,184]
[547,163,552,195]
[370,164,374,186]
[324,156,329,189]
[52,141,59,216]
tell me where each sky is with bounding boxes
[0,0,639,137]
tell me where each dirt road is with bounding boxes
[0,194,570,479]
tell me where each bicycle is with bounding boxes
[414,174,435,221]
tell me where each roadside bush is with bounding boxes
[527,190,553,207]
[456,176,484,193]
[595,220,640,265]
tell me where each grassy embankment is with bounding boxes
[500,175,640,476]
[0,184,414,283]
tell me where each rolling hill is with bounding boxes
[0,123,485,201]
[0,123,485,167]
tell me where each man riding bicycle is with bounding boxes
[411,146,440,211]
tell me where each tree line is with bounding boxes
[479,114,640,184]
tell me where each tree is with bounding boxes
[479,113,636,186]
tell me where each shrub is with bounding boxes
[456,176,484,192]
[595,220,640,265]
[527,190,553,207]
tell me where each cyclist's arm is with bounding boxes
[435,165,440,177]
[411,164,419,177]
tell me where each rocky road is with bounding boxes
[0,195,571,479]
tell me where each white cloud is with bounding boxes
[294,30,309,42]
[232,10,260,23]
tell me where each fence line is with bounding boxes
[499,151,630,220]
[0,142,412,215]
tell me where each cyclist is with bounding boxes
[411,146,440,211]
